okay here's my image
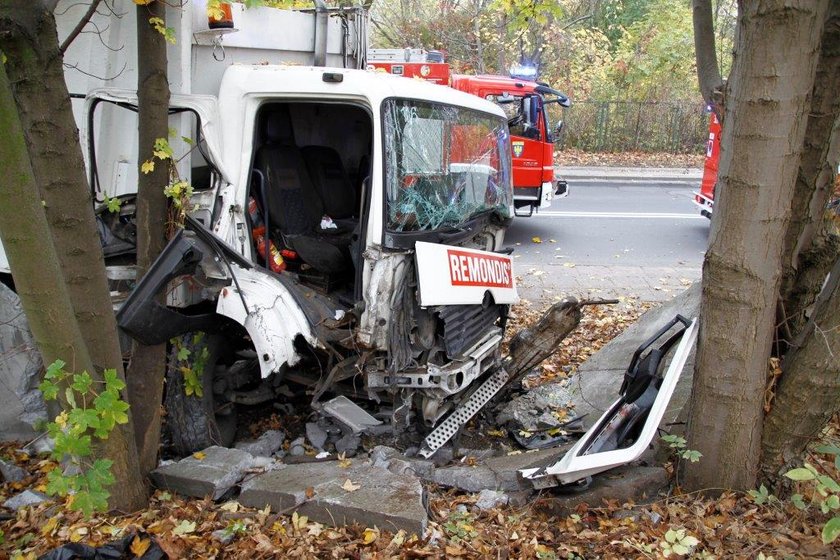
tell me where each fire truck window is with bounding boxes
[383,99,512,233]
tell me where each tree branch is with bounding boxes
[59,0,103,54]
[692,0,724,109]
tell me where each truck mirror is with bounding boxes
[554,120,564,138]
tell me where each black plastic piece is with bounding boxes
[116,229,219,345]
[620,314,691,404]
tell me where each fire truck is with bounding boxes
[368,49,571,216]
[693,110,721,219]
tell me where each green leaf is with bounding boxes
[785,467,816,481]
[54,431,92,458]
[177,346,191,361]
[181,136,194,145]
[822,517,840,544]
[103,368,125,392]
[827,495,840,511]
[39,379,60,401]
[172,520,197,536]
[70,372,93,394]
[817,475,840,493]
[70,489,109,518]
[45,360,67,380]
[815,445,840,456]
[791,493,807,510]
[68,408,100,432]
[168,126,178,138]
[45,469,79,496]
[153,137,174,160]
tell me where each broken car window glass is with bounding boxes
[383,99,512,232]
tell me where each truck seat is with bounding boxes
[254,109,352,273]
[301,146,357,221]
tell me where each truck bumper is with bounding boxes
[692,191,714,219]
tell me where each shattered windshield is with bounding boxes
[383,99,512,232]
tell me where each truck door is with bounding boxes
[506,94,545,189]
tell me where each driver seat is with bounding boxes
[254,108,351,273]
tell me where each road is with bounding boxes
[506,177,708,302]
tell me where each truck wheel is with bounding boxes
[164,332,236,456]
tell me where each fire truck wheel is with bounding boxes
[164,332,237,456]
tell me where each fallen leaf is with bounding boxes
[192,451,206,460]
[342,479,361,492]
[40,516,59,537]
[130,535,151,557]
[172,520,197,536]
[337,452,352,468]
[363,527,379,544]
[532,236,542,243]
[305,486,316,499]
[220,501,240,513]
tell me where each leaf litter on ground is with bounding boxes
[2,299,839,558]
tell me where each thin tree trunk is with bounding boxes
[762,256,840,483]
[0,59,146,513]
[126,0,171,476]
[779,3,840,336]
[0,1,126,379]
[684,0,828,493]
[692,0,724,108]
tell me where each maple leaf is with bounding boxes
[141,160,155,174]
[192,451,206,460]
[362,527,379,544]
[172,520,196,536]
[342,479,361,492]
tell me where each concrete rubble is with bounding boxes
[150,446,261,500]
[3,489,50,511]
[0,458,28,483]
[143,285,701,531]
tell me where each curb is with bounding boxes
[557,166,702,184]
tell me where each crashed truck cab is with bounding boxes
[114,65,518,450]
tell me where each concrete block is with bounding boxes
[3,489,50,510]
[240,459,427,535]
[149,446,256,500]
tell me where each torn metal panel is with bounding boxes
[216,265,319,379]
[520,317,698,485]
[356,248,412,349]
[319,395,383,434]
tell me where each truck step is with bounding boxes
[419,367,509,458]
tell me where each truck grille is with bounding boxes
[436,303,504,359]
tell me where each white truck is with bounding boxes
[1,1,521,457]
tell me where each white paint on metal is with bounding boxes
[414,241,518,307]
[520,317,698,484]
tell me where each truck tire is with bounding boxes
[164,332,236,456]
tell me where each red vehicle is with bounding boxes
[368,50,571,215]
[693,111,721,218]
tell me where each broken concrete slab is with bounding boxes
[431,446,572,493]
[475,489,508,510]
[495,382,576,431]
[234,430,285,457]
[535,464,669,516]
[149,446,256,500]
[0,458,28,482]
[306,422,328,450]
[319,396,382,434]
[514,283,700,432]
[3,489,50,510]
[239,459,427,535]
[0,283,48,442]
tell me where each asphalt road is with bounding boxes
[506,178,709,302]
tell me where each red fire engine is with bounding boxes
[368,49,571,216]
[693,111,721,218]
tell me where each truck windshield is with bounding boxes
[383,99,512,232]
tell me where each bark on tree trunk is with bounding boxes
[0,2,126,379]
[126,1,171,477]
[684,0,828,493]
[762,257,840,483]
[0,60,146,513]
[779,3,840,336]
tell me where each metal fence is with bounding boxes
[556,100,709,154]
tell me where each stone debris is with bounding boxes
[0,458,28,482]
[475,489,509,511]
[239,459,427,535]
[149,446,258,500]
[234,430,285,458]
[211,528,235,545]
[431,446,571,492]
[319,396,382,433]
[305,422,329,450]
[3,489,50,511]
[288,437,306,457]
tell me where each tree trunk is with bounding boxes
[684,0,828,493]
[0,59,146,513]
[778,2,840,337]
[692,0,724,109]
[126,0,171,477]
[0,1,126,379]
[762,256,840,483]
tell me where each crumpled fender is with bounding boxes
[216,264,319,379]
